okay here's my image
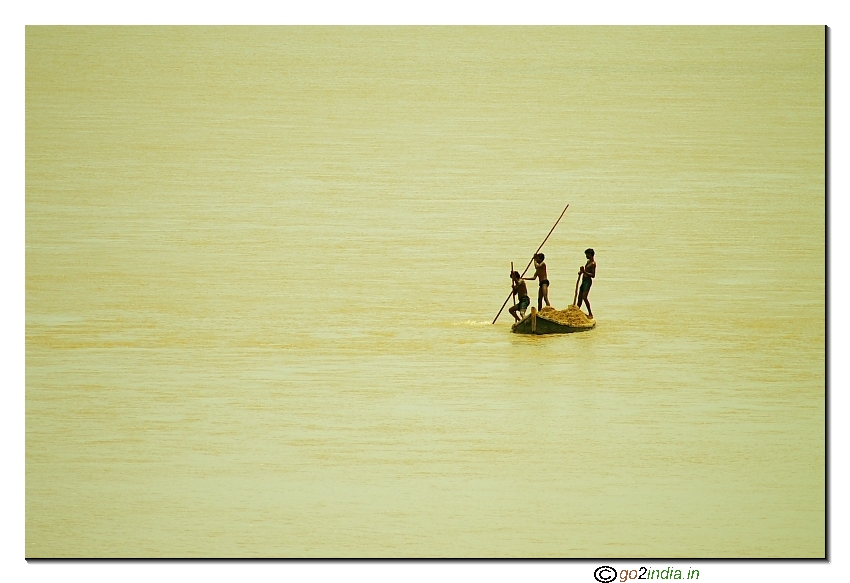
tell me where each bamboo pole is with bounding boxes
[510,261,516,312]
[572,273,582,306]
[492,204,569,324]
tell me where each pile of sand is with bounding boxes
[538,305,594,326]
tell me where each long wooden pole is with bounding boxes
[492,204,569,324]
[510,261,516,311]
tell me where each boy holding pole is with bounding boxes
[524,253,551,311]
[508,270,530,322]
[577,248,596,318]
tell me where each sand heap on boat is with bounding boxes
[538,305,594,326]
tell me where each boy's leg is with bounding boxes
[542,284,550,307]
[509,306,519,321]
[577,284,588,309]
[578,283,592,316]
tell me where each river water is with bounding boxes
[26,26,824,557]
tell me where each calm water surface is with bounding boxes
[26,26,824,557]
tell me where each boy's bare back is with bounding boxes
[534,259,547,281]
[514,279,528,298]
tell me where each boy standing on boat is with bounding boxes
[524,253,551,311]
[508,271,530,322]
[577,248,596,319]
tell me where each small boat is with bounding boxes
[511,306,596,335]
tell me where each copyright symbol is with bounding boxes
[594,566,617,583]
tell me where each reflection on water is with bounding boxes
[26,26,824,557]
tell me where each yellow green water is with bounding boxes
[26,26,824,557]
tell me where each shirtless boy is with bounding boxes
[524,253,551,311]
[508,271,530,322]
[577,248,596,318]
